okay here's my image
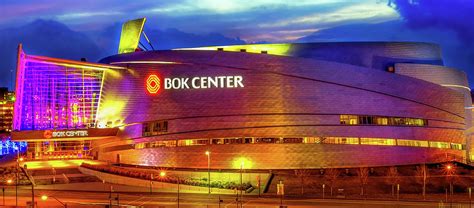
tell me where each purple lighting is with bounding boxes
[14,46,104,130]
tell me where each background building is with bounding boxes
[0,87,14,133]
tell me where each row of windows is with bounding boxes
[143,121,168,136]
[340,115,428,126]
[135,137,464,150]
[139,115,430,139]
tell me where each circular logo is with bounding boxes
[146,74,161,94]
[44,130,52,139]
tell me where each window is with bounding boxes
[256,138,277,143]
[142,120,168,137]
[429,141,450,149]
[340,115,427,126]
[323,137,359,145]
[397,139,428,147]
[340,115,358,124]
[135,143,145,149]
[451,143,464,150]
[283,138,303,143]
[244,138,253,144]
[376,117,388,125]
[224,138,242,144]
[360,138,396,146]
[303,137,320,144]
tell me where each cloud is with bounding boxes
[390,0,474,43]
[57,11,123,20]
[258,2,398,28]
[139,0,346,15]
[389,0,474,85]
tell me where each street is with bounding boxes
[0,188,470,208]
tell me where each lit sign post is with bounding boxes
[146,74,244,94]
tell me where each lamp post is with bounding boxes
[443,163,455,206]
[3,179,12,206]
[240,160,244,208]
[322,184,325,199]
[109,185,113,208]
[177,175,180,208]
[205,151,211,194]
[41,195,67,207]
[159,171,174,206]
[150,173,153,194]
[15,147,19,207]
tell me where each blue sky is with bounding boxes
[0,0,473,88]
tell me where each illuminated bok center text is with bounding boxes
[44,130,89,138]
[164,76,244,89]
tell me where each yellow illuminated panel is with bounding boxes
[397,139,429,147]
[118,18,146,54]
[429,141,450,149]
[360,138,396,146]
[451,143,463,150]
[174,43,292,56]
[323,137,359,144]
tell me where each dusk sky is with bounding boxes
[0,0,473,87]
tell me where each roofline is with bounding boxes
[26,54,126,70]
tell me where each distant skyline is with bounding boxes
[0,0,473,87]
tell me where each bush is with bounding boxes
[80,163,253,190]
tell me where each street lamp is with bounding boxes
[205,151,211,194]
[160,172,180,208]
[14,146,19,207]
[240,160,244,208]
[41,194,67,207]
[443,163,455,205]
[150,173,154,194]
[4,179,14,206]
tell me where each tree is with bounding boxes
[414,164,428,200]
[357,167,369,196]
[325,168,340,196]
[385,167,401,197]
[294,169,312,195]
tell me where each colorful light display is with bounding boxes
[0,137,27,156]
[14,48,110,131]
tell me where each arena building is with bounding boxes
[11,18,474,170]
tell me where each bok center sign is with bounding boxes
[165,76,244,89]
[44,130,88,139]
[146,74,244,94]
